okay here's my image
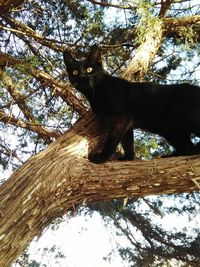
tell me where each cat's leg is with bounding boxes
[192,142,200,155]
[89,116,130,164]
[119,129,134,160]
[190,130,200,155]
[190,116,200,155]
[169,114,200,156]
[183,109,200,155]
[164,133,196,157]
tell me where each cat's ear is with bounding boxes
[88,45,102,65]
[63,50,76,68]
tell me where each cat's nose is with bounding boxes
[80,72,87,78]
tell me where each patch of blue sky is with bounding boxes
[168,0,200,17]
[168,48,200,83]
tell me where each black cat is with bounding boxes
[63,45,200,163]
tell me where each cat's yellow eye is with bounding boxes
[73,70,79,76]
[86,67,93,73]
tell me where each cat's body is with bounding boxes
[64,45,200,163]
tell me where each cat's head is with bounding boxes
[63,45,104,93]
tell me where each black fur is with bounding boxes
[63,45,200,163]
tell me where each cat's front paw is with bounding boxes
[118,154,134,161]
[88,153,107,164]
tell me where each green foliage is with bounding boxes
[136,1,161,44]
[15,245,66,267]
[176,26,198,49]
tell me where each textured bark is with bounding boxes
[122,19,163,81]
[0,111,200,266]
[164,15,200,27]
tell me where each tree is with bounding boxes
[0,0,200,266]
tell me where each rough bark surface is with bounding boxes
[122,19,163,81]
[0,111,200,266]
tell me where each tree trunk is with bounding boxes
[122,15,163,81]
[0,110,200,266]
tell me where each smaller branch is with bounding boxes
[164,15,200,27]
[0,142,23,166]
[0,51,87,115]
[0,69,35,122]
[29,68,87,115]
[0,109,61,140]
[159,0,172,17]
[85,0,133,9]
[1,16,64,52]
[0,86,40,109]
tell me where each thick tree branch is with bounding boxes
[122,14,200,82]
[123,19,163,81]
[0,110,199,266]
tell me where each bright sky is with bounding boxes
[12,207,200,267]
[24,213,130,267]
